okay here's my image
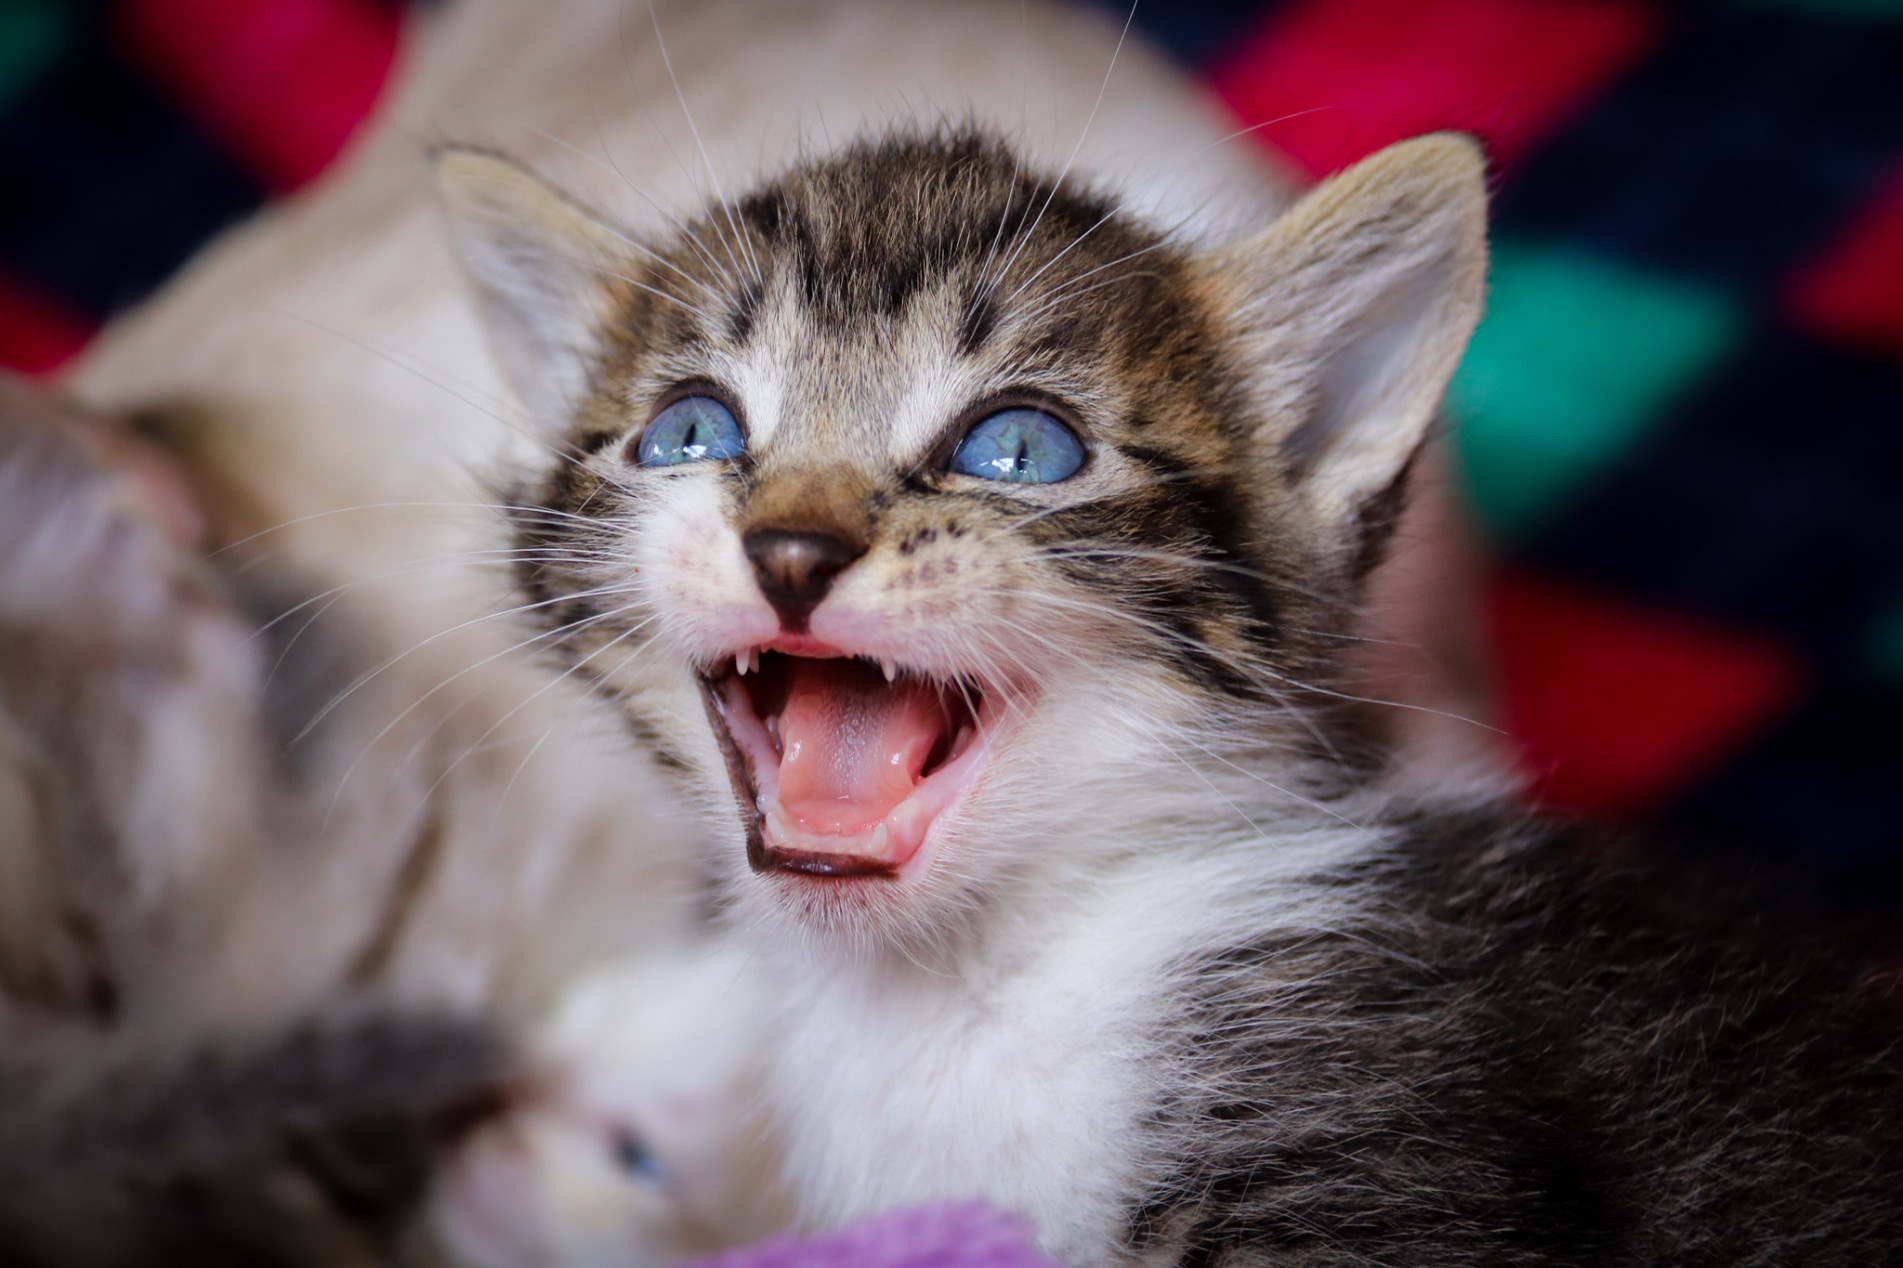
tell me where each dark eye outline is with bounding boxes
[611,1128,666,1187]
[942,398,1089,485]
[628,387,747,468]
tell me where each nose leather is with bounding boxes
[743,529,865,631]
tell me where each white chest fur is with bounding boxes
[764,895,1174,1262]
[755,828,1376,1265]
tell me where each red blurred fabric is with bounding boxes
[1490,569,1804,816]
[0,270,95,375]
[115,0,399,191]
[1209,0,1658,177]
[1790,164,1903,357]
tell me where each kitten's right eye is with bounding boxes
[634,396,745,467]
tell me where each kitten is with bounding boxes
[0,376,262,1021]
[60,5,1297,1258]
[0,367,567,1027]
[0,380,514,1268]
[439,126,1903,1265]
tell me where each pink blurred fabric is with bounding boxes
[684,1204,1059,1268]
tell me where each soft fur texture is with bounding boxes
[0,1010,507,1268]
[58,1,1889,1262]
[0,377,263,1022]
[435,946,788,1268]
[441,121,1903,1267]
[0,378,520,1266]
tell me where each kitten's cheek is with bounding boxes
[435,1125,548,1268]
[636,551,766,647]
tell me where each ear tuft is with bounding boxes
[1210,132,1489,547]
[433,147,629,429]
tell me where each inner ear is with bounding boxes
[1284,261,1447,482]
[1209,133,1490,538]
[433,149,631,430]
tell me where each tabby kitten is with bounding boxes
[439,128,1903,1265]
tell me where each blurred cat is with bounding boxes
[0,379,512,1267]
[434,945,786,1268]
[0,1009,507,1268]
[63,0,1305,1063]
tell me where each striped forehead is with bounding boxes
[619,133,1197,466]
[724,274,987,460]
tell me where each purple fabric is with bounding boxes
[684,1203,1059,1268]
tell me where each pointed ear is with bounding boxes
[1208,133,1488,545]
[433,148,629,427]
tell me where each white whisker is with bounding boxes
[645,1,762,286]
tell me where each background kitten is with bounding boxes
[0,377,514,1268]
[0,374,266,1023]
[435,945,786,1268]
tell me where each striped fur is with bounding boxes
[440,125,1903,1266]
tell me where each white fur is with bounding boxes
[436,945,788,1268]
[762,817,1387,1262]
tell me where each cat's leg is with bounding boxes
[0,1008,510,1268]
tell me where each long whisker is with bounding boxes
[1002,204,1122,306]
[991,0,1138,286]
[645,1,763,286]
[245,544,625,648]
[1011,269,1167,329]
[971,120,1031,300]
[291,576,642,744]
[973,583,1496,736]
[318,592,649,823]
[249,306,653,507]
[1014,237,1171,313]
[929,605,1368,835]
[262,307,527,434]
[410,609,662,806]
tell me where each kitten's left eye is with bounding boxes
[949,407,1085,483]
[612,1129,666,1187]
[635,395,745,467]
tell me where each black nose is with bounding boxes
[743,530,865,632]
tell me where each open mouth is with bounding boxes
[698,644,999,880]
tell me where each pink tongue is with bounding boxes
[775,659,946,835]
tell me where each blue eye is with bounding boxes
[636,395,745,467]
[612,1129,666,1187]
[949,408,1085,484]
